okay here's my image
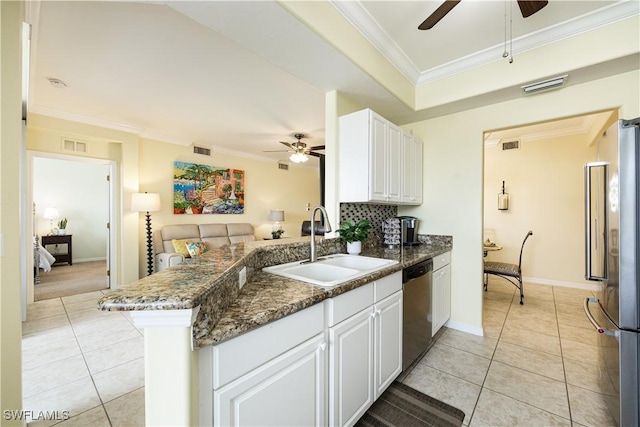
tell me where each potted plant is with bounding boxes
[57,218,68,235]
[173,201,188,214]
[271,229,284,239]
[336,219,371,255]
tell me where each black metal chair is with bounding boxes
[484,230,533,305]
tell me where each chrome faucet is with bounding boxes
[309,206,332,263]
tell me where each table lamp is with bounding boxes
[269,209,285,238]
[43,207,59,235]
[131,192,161,275]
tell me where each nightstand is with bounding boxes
[41,234,73,266]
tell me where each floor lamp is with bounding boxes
[131,192,161,276]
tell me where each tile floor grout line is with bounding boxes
[553,285,575,426]
[60,295,115,427]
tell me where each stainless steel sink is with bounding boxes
[263,254,398,287]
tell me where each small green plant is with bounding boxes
[57,218,68,229]
[271,229,284,239]
[336,219,371,243]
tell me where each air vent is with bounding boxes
[193,145,211,156]
[501,140,520,151]
[278,161,289,171]
[62,138,87,153]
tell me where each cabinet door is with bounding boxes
[401,132,415,202]
[370,113,388,202]
[374,291,403,398]
[432,265,451,335]
[214,334,327,427]
[412,137,423,204]
[386,124,402,203]
[329,307,374,427]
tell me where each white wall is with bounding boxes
[33,156,109,262]
[399,70,640,335]
[484,131,601,287]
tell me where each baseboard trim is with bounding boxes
[523,276,600,291]
[74,257,107,263]
[444,319,484,337]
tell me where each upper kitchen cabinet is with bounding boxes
[339,109,422,205]
[339,109,401,204]
[401,131,423,205]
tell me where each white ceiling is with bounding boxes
[26,1,638,165]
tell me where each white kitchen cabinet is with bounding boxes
[401,131,424,205]
[213,333,326,427]
[339,108,402,204]
[328,273,403,427]
[204,303,327,427]
[432,251,451,335]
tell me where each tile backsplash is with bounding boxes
[339,203,397,246]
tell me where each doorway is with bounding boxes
[30,152,114,301]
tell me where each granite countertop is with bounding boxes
[99,235,452,348]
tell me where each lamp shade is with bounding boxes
[131,192,161,212]
[43,207,59,220]
[268,209,285,222]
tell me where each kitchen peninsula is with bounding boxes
[98,236,452,425]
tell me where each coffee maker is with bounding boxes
[397,216,420,246]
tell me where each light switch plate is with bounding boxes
[239,266,247,289]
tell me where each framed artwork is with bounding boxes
[173,161,245,214]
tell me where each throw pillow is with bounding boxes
[171,239,192,257]
[186,241,208,257]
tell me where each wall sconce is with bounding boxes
[498,181,510,211]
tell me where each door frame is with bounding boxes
[26,150,118,306]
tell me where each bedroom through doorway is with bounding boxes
[32,153,111,301]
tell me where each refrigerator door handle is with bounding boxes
[583,297,619,337]
[584,161,608,281]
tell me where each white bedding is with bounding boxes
[38,244,56,273]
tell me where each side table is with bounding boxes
[41,234,73,266]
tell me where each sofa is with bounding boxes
[153,223,255,271]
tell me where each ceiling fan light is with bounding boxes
[289,152,308,163]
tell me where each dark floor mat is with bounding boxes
[356,381,465,427]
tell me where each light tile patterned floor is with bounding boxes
[22,291,144,427]
[402,278,620,427]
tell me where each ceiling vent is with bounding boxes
[278,161,289,171]
[62,138,87,153]
[501,140,520,151]
[521,75,568,95]
[193,145,211,156]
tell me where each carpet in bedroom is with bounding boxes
[35,260,108,301]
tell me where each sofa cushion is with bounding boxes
[160,225,200,253]
[227,223,256,244]
[172,239,192,257]
[186,241,208,257]
[199,224,231,248]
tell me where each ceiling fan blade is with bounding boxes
[517,0,548,18]
[279,141,295,149]
[309,145,325,151]
[308,152,324,158]
[418,0,461,30]
[263,149,292,153]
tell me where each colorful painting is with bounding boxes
[173,161,245,214]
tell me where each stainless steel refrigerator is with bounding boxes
[584,117,640,427]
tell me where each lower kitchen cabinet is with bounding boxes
[202,272,403,427]
[328,273,403,427]
[432,251,451,335]
[213,333,326,427]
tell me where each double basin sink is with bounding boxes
[263,254,398,287]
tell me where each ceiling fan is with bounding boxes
[264,133,325,163]
[418,0,549,30]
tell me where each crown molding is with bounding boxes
[332,1,639,86]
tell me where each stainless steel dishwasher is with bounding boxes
[402,259,433,372]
